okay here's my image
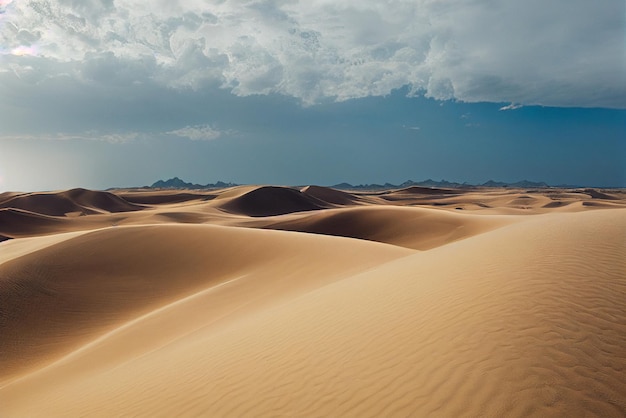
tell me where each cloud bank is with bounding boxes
[1,0,624,108]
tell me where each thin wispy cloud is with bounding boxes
[0,127,234,143]
[0,131,143,143]
[500,104,523,111]
[167,125,227,141]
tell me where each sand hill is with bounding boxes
[1,185,625,417]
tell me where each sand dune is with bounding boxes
[257,205,514,250]
[0,208,68,238]
[1,185,625,416]
[0,192,23,206]
[300,185,364,205]
[218,185,331,216]
[583,188,622,200]
[118,190,217,205]
[0,230,91,267]
[383,185,458,197]
[0,188,143,217]
[0,224,410,383]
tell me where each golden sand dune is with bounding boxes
[0,185,625,417]
[118,190,217,205]
[0,188,144,217]
[300,185,367,206]
[376,187,626,213]
[0,224,410,382]
[0,208,68,237]
[383,185,458,196]
[256,205,514,250]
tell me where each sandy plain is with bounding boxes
[0,185,625,417]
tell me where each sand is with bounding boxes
[1,185,625,417]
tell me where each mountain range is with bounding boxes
[150,177,238,189]
[148,177,582,190]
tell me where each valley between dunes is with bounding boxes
[1,185,625,417]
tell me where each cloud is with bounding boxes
[167,125,226,141]
[0,131,143,143]
[499,104,523,111]
[0,126,234,143]
[0,0,13,13]
[96,132,142,143]
[0,0,624,108]
[402,125,420,131]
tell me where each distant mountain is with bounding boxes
[330,183,384,190]
[332,179,556,190]
[553,183,584,188]
[509,180,549,188]
[151,177,198,189]
[331,179,461,190]
[410,179,466,188]
[481,180,508,187]
[150,177,238,189]
[331,182,354,189]
[480,179,550,188]
[150,177,564,191]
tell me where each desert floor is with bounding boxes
[1,185,625,417]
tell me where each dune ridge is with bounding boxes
[258,205,514,250]
[0,185,625,416]
[2,185,625,240]
[0,188,143,217]
[300,185,365,205]
[218,185,332,216]
[118,190,217,205]
[0,208,68,237]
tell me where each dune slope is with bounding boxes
[1,209,624,417]
[0,208,68,237]
[0,224,410,383]
[218,186,331,216]
[0,188,143,217]
[259,205,514,250]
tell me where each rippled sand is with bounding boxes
[1,185,625,417]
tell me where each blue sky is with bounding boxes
[1,0,625,191]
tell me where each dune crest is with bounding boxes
[218,185,331,216]
[259,205,514,250]
[300,185,364,205]
[0,188,143,217]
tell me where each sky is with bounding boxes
[0,0,625,191]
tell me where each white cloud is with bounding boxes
[499,104,523,111]
[0,0,624,108]
[167,125,225,141]
[97,132,142,143]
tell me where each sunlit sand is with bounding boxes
[1,185,625,416]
